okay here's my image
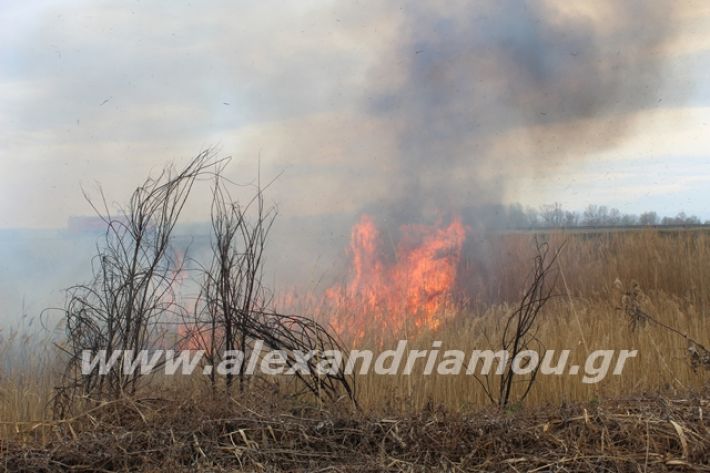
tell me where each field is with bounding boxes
[1,228,709,471]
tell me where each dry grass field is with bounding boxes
[1,228,709,471]
[353,228,710,412]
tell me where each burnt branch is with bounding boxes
[476,238,562,409]
[54,151,225,416]
[187,170,357,405]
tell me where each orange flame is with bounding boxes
[326,214,466,338]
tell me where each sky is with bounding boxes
[1,0,710,230]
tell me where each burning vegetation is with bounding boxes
[3,152,710,473]
[325,215,466,338]
[3,0,708,470]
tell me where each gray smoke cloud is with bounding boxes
[0,1,696,304]
[363,0,681,225]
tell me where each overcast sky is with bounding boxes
[2,0,710,229]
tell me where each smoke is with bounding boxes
[363,0,681,225]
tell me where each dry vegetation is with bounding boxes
[2,229,710,470]
[352,230,710,412]
[2,391,709,472]
[1,155,709,470]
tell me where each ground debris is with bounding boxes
[2,393,709,472]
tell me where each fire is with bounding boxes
[326,214,466,338]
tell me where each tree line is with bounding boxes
[462,203,707,230]
[534,204,705,228]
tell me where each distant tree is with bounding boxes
[583,205,609,226]
[667,212,701,225]
[582,205,597,226]
[540,203,565,227]
[620,214,639,226]
[563,210,579,227]
[684,214,701,225]
[607,208,622,226]
[639,211,658,226]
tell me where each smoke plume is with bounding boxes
[364,0,680,225]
